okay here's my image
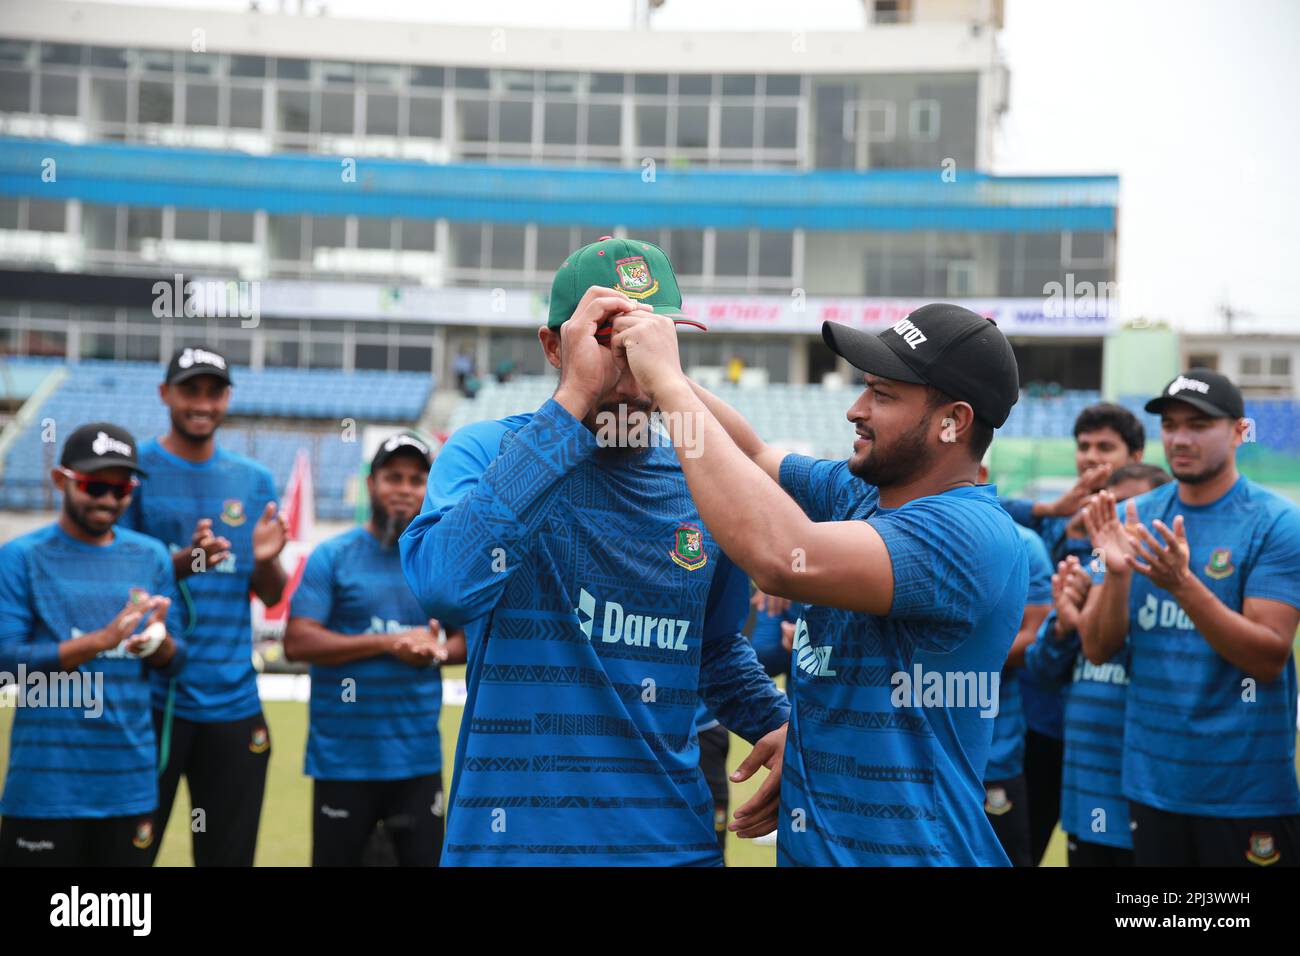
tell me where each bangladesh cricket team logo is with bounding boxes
[670,523,708,571]
[249,726,269,754]
[614,255,659,300]
[132,819,153,850]
[984,787,1012,816]
[220,498,246,526]
[128,587,149,605]
[1246,831,1279,865]
[1204,547,1235,580]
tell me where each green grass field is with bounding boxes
[0,663,1068,867]
[8,655,1299,867]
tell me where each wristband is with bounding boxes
[134,621,166,658]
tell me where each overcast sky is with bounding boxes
[79,0,1300,332]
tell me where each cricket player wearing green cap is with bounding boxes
[400,236,789,866]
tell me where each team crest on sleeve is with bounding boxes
[614,256,659,299]
[1246,831,1279,865]
[1204,547,1235,580]
[131,819,154,850]
[670,523,708,571]
[220,499,246,526]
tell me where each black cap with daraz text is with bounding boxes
[60,422,146,475]
[165,346,232,386]
[821,303,1021,427]
[1144,368,1245,419]
[370,431,434,472]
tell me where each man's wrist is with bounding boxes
[1169,568,1200,603]
[652,375,694,411]
[552,384,596,422]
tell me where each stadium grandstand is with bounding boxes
[2,0,1299,534]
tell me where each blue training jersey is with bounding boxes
[1002,499,1096,740]
[1119,476,1300,817]
[776,456,1029,866]
[751,602,801,678]
[1025,599,1134,850]
[0,524,186,818]
[985,526,1053,782]
[121,438,276,722]
[399,399,790,866]
[290,526,442,781]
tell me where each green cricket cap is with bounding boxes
[546,236,689,330]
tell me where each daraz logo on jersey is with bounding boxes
[573,587,689,652]
[791,617,837,678]
[1136,594,1195,631]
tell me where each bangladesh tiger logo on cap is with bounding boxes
[615,256,659,299]
[670,523,707,571]
[221,499,246,526]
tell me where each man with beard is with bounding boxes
[285,431,466,866]
[611,303,1029,865]
[401,237,790,866]
[1080,369,1300,866]
[120,347,288,866]
[0,423,186,865]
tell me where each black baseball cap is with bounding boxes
[822,303,1021,427]
[60,422,146,475]
[370,431,434,472]
[1144,368,1245,419]
[165,346,232,386]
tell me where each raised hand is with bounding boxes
[1082,491,1136,577]
[553,286,638,418]
[252,501,289,563]
[97,595,151,652]
[190,517,232,569]
[1129,515,1192,592]
[1050,462,1114,518]
[1051,556,1092,638]
[609,309,687,402]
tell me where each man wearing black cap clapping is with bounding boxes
[1079,368,1300,866]
[120,346,288,866]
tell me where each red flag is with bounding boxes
[254,450,315,632]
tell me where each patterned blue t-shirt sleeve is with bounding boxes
[870,495,1020,651]
[1022,611,1077,688]
[400,401,596,626]
[1242,504,1300,607]
[0,541,57,673]
[1021,528,1053,605]
[779,454,861,523]
[697,551,791,743]
[1000,497,1038,530]
[290,540,336,623]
